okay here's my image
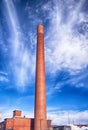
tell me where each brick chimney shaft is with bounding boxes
[34,25,47,130]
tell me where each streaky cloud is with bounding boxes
[3,0,35,91]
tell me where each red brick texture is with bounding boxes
[13,110,21,117]
[34,25,47,130]
[4,117,34,130]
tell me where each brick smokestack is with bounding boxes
[34,25,47,130]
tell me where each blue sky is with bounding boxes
[0,0,88,125]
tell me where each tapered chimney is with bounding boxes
[34,25,47,130]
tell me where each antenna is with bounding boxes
[72,119,74,125]
[0,112,2,122]
[68,111,70,124]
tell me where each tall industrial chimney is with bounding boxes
[34,25,47,130]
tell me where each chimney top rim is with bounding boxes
[38,25,44,33]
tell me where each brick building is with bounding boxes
[0,110,34,130]
[0,110,51,130]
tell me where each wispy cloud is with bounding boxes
[48,109,88,125]
[0,71,8,76]
[2,0,88,91]
[0,71,9,83]
[3,0,36,91]
[46,69,88,95]
[45,0,88,75]
[0,75,9,82]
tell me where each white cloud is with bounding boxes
[12,49,35,90]
[0,75,9,82]
[44,0,88,75]
[0,71,8,76]
[52,72,88,90]
[46,37,88,73]
[48,109,88,125]
[4,0,36,90]
[47,82,62,95]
